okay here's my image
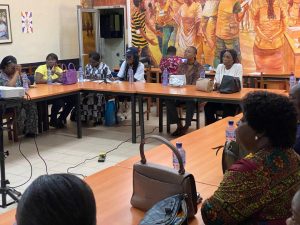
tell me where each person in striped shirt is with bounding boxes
[132,0,161,67]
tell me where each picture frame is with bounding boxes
[0,4,12,44]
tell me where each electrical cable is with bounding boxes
[195,181,219,187]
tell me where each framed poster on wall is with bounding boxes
[0,4,12,44]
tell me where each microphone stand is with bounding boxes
[98,68,111,85]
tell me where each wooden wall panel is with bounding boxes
[93,0,126,6]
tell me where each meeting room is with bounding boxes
[0,0,300,225]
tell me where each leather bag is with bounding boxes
[196,78,213,92]
[213,141,248,174]
[219,75,241,94]
[139,194,188,225]
[130,135,198,218]
[60,63,78,85]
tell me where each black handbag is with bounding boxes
[139,194,188,225]
[213,141,248,174]
[219,75,241,94]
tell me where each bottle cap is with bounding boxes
[228,120,234,126]
[176,142,182,148]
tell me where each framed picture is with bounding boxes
[0,4,12,44]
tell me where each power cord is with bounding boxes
[66,126,159,177]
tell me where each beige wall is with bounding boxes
[0,0,80,64]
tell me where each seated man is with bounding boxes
[289,84,300,155]
[159,46,182,74]
[35,53,74,128]
[166,46,203,136]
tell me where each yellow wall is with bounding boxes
[0,0,80,64]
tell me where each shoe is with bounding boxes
[56,119,65,128]
[49,120,57,128]
[177,126,189,137]
[171,126,183,137]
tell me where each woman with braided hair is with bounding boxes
[250,0,287,72]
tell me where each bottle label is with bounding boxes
[226,130,236,141]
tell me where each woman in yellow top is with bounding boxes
[250,0,287,73]
[35,53,74,128]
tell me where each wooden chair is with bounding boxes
[3,109,18,142]
[255,73,289,90]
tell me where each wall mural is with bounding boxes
[130,0,300,74]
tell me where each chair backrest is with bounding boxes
[259,73,290,90]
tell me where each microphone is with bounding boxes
[103,67,108,84]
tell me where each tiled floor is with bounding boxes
[0,105,205,213]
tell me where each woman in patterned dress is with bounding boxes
[201,91,300,224]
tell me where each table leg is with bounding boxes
[131,95,136,143]
[159,98,163,133]
[76,93,82,139]
[139,96,145,142]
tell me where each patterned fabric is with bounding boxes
[80,93,105,123]
[201,148,300,225]
[0,71,38,134]
[295,123,300,155]
[85,62,111,80]
[131,10,148,48]
[177,61,203,85]
[159,56,182,74]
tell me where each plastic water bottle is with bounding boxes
[128,67,134,83]
[290,72,296,89]
[162,68,169,86]
[78,66,84,82]
[173,142,186,171]
[199,68,206,79]
[21,73,29,91]
[226,120,236,142]
[47,68,52,85]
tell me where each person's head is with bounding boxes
[0,55,18,76]
[133,0,145,11]
[88,51,101,68]
[125,47,139,66]
[184,46,197,62]
[46,53,59,69]
[167,46,177,57]
[289,85,300,121]
[286,189,300,225]
[220,49,239,68]
[16,174,96,225]
[236,91,297,153]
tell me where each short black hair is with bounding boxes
[167,46,177,55]
[242,91,297,149]
[133,0,142,7]
[0,55,17,70]
[189,46,197,55]
[46,53,58,61]
[220,49,239,64]
[16,174,97,225]
[89,51,101,62]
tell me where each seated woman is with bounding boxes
[166,46,203,136]
[35,53,74,128]
[204,49,243,125]
[159,46,182,74]
[286,188,300,225]
[201,91,300,224]
[0,55,38,137]
[80,51,112,125]
[16,174,96,225]
[117,47,145,82]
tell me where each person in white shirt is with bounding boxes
[204,49,243,125]
[117,47,145,82]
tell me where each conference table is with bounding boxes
[0,115,240,225]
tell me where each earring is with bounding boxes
[255,136,258,140]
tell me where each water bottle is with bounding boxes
[225,120,236,142]
[78,66,84,82]
[162,68,169,86]
[21,73,29,91]
[199,68,206,79]
[47,67,52,85]
[128,67,134,83]
[290,72,296,89]
[173,142,186,171]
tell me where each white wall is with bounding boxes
[0,0,80,64]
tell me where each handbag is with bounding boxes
[219,75,241,94]
[104,99,116,126]
[196,78,213,92]
[60,63,78,85]
[213,141,248,174]
[130,135,198,218]
[139,194,188,225]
